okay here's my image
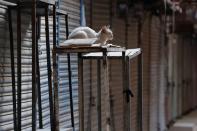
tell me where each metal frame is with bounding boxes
[53,46,135,131]
[137,53,143,131]
[6,0,60,131]
[6,0,143,131]
[97,59,101,131]
[65,14,76,131]
[81,48,142,131]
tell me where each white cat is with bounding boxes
[68,25,113,45]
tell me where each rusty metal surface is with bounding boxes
[78,53,84,131]
[54,46,125,54]
[137,54,143,131]
[36,16,43,129]
[52,4,60,131]
[45,5,54,131]
[82,48,141,59]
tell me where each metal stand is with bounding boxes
[65,14,75,131]
[82,48,142,131]
[53,46,125,131]
[6,1,144,131]
[17,2,22,130]
[137,53,143,131]
[97,59,101,131]
[6,0,66,130]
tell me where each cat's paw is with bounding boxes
[101,44,112,48]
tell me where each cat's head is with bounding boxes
[101,25,113,40]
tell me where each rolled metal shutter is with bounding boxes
[141,16,151,131]
[0,6,35,130]
[0,0,81,130]
[83,1,112,131]
[149,16,162,131]
[58,0,80,129]
[127,18,139,131]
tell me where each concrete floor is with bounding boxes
[169,110,197,131]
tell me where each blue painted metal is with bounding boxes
[80,0,86,26]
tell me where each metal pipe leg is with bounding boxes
[45,5,55,131]
[32,0,37,130]
[36,16,43,129]
[17,3,22,131]
[67,54,75,130]
[78,53,84,131]
[103,51,111,131]
[97,59,101,131]
[8,8,18,131]
[53,5,60,131]
[137,53,143,131]
[123,51,131,131]
[64,14,75,130]
[65,14,69,39]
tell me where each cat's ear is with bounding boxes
[101,27,107,33]
[102,25,107,29]
[106,25,110,29]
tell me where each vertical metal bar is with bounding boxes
[32,0,37,130]
[78,53,84,131]
[37,16,41,39]
[137,53,143,131]
[126,57,131,131]
[122,51,130,131]
[53,5,60,131]
[16,2,22,131]
[97,59,101,131]
[65,13,75,130]
[45,5,55,131]
[103,51,111,131]
[65,14,69,39]
[36,16,43,129]
[67,53,75,130]
[8,8,18,131]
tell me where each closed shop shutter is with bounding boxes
[83,1,111,131]
[0,6,35,130]
[192,39,197,108]
[165,35,197,126]
[149,16,161,131]
[0,0,81,130]
[127,19,139,131]
[176,36,183,117]
[109,13,126,131]
[58,0,80,129]
[141,15,151,131]
[158,23,167,131]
